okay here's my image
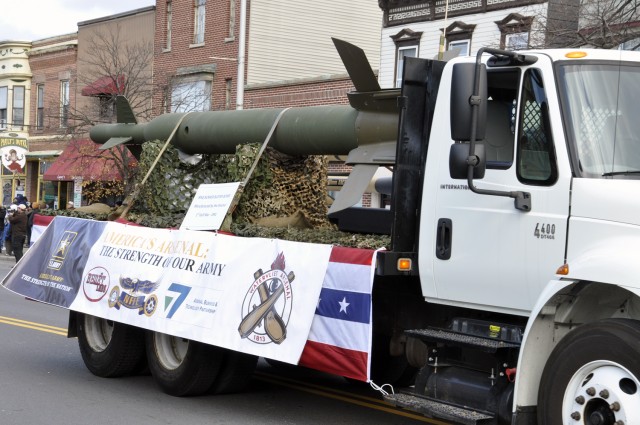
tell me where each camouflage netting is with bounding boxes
[133,141,332,228]
[45,140,391,249]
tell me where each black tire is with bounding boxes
[538,319,640,424]
[145,331,224,397]
[369,332,417,387]
[209,349,258,394]
[77,313,146,378]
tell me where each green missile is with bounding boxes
[90,105,396,157]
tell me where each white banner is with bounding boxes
[51,219,331,364]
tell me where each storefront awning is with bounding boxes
[42,139,136,181]
[81,75,125,97]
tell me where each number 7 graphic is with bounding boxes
[166,283,191,318]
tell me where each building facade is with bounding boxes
[26,33,78,208]
[377,0,548,88]
[153,0,383,206]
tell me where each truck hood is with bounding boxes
[567,178,640,289]
[571,178,640,225]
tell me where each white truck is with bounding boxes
[6,43,640,425]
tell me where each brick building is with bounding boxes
[153,0,383,206]
[26,7,155,209]
[25,33,78,207]
[0,40,33,205]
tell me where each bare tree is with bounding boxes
[52,24,154,201]
[77,24,154,124]
[532,0,640,49]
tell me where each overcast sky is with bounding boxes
[1,0,155,41]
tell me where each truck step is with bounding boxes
[406,328,520,353]
[385,392,495,425]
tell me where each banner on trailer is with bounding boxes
[3,216,332,364]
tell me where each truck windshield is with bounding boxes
[557,62,640,178]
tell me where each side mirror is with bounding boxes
[450,63,487,142]
[449,142,486,179]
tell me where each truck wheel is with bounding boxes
[209,350,258,394]
[538,319,640,424]
[370,332,417,387]
[146,331,224,396]
[77,313,145,378]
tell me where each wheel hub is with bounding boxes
[584,398,615,424]
[564,361,640,424]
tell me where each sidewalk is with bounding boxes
[0,245,32,262]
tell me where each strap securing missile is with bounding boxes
[119,112,193,219]
[225,108,291,222]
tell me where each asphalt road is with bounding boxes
[0,252,441,425]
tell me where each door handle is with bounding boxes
[436,218,452,260]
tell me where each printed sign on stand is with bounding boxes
[180,182,241,231]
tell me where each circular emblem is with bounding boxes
[144,295,158,317]
[108,286,121,308]
[82,267,110,302]
[240,269,293,344]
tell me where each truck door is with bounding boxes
[420,63,571,315]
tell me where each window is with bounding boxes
[444,22,475,57]
[36,84,45,130]
[98,96,116,121]
[60,80,70,128]
[0,86,6,128]
[12,86,25,130]
[165,0,172,50]
[194,0,206,44]
[390,28,423,89]
[227,0,235,40]
[395,46,417,88]
[496,14,534,51]
[171,80,211,112]
[225,78,232,110]
[448,40,470,56]
[506,32,529,50]
[558,63,640,178]
[516,69,557,185]
[484,70,519,169]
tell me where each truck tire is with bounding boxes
[146,331,224,396]
[77,313,146,378]
[370,332,417,387]
[208,350,258,394]
[538,319,640,424]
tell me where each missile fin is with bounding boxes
[332,38,380,93]
[116,95,137,124]
[100,137,133,150]
[328,164,379,215]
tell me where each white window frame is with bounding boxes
[505,32,529,50]
[60,80,70,128]
[171,80,212,113]
[37,84,45,130]
[165,0,172,50]
[0,86,7,129]
[395,46,418,88]
[12,86,25,130]
[448,39,470,56]
[193,0,206,45]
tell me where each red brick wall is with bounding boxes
[28,40,78,152]
[153,0,240,114]
[245,77,354,109]
[153,0,356,114]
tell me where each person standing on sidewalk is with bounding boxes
[8,204,27,262]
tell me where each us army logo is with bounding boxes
[48,231,78,270]
[238,252,295,345]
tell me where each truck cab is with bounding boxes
[383,49,640,424]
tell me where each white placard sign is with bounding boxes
[181,182,241,230]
